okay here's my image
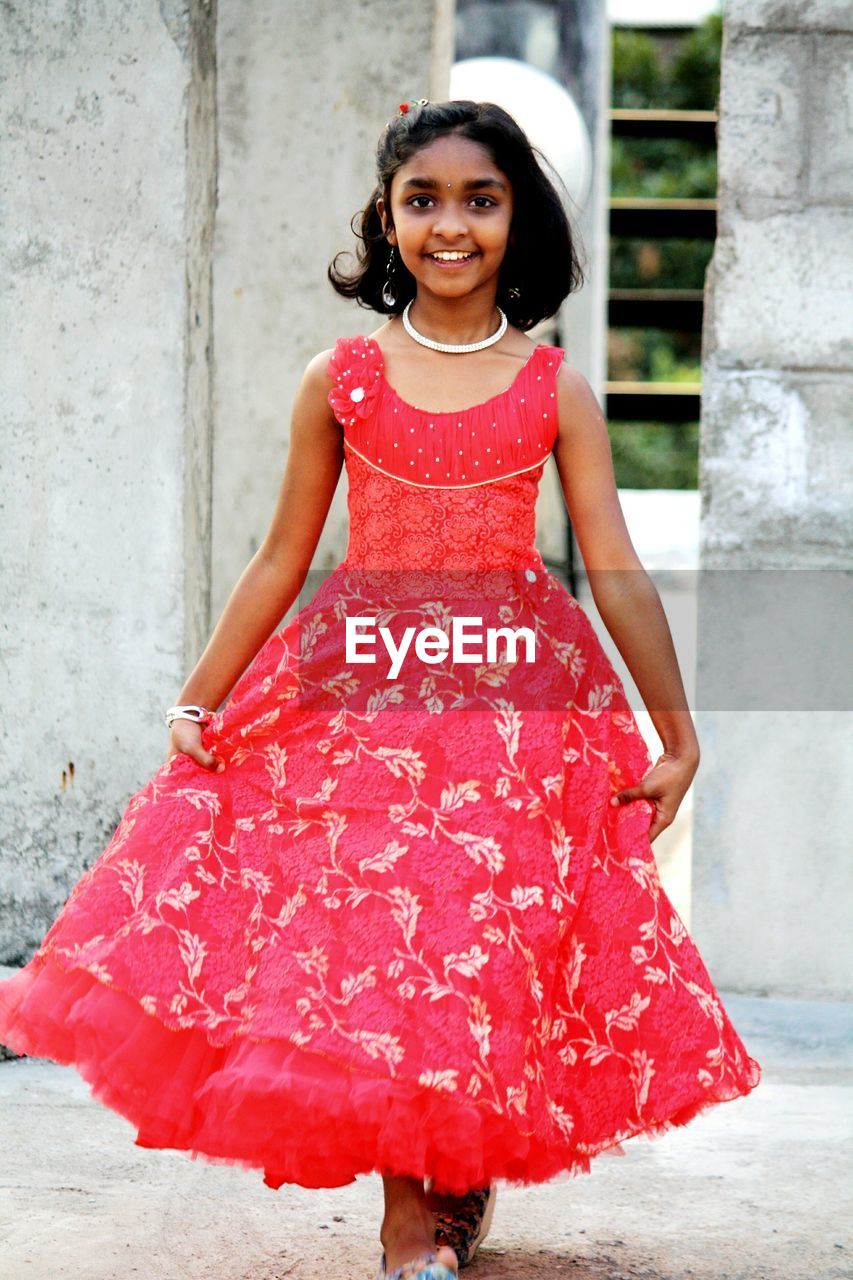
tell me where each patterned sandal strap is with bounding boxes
[433,1216,472,1267]
[378,1248,454,1280]
[432,1185,492,1266]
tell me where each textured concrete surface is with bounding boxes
[0,0,456,967]
[0,1,216,962]
[0,991,850,1279]
[210,0,454,613]
[693,4,853,998]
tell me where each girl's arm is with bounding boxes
[175,348,343,715]
[553,365,699,838]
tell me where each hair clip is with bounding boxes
[397,98,429,115]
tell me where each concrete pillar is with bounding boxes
[0,1,216,959]
[557,0,610,396]
[211,0,455,617]
[693,2,853,998]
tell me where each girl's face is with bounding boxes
[377,133,514,305]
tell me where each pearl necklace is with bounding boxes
[402,300,508,353]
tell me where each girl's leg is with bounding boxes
[380,1173,459,1274]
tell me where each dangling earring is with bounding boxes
[382,245,398,308]
[505,238,521,301]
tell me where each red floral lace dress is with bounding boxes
[0,333,761,1195]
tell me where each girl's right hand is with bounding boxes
[166,720,226,773]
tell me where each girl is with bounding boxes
[0,100,761,1280]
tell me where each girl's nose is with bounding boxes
[432,213,468,236]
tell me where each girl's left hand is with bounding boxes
[609,749,699,843]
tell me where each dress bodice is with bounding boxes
[326,334,565,573]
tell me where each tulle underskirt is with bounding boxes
[0,950,759,1195]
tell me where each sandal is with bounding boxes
[425,1179,496,1268]
[375,1248,458,1280]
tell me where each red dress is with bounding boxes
[0,334,761,1195]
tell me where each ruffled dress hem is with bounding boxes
[0,949,761,1196]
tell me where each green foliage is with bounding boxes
[610,237,713,291]
[612,8,722,110]
[608,10,722,489]
[611,28,661,109]
[609,327,702,384]
[649,342,701,384]
[670,11,724,110]
[611,137,717,199]
[608,420,700,489]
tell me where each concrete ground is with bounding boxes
[0,991,850,1280]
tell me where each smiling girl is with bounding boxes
[0,99,761,1280]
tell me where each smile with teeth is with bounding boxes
[428,250,477,261]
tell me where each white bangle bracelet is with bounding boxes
[165,704,214,729]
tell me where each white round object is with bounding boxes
[449,57,593,212]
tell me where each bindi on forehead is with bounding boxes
[398,175,508,193]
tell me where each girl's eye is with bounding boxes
[407,195,496,209]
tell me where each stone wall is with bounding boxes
[0,0,453,960]
[0,1,216,961]
[211,0,454,617]
[693,1,853,998]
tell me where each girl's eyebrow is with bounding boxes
[400,176,507,192]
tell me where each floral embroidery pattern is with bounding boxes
[0,336,761,1196]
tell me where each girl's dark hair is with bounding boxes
[327,99,585,332]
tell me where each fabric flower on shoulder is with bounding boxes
[327,334,384,427]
